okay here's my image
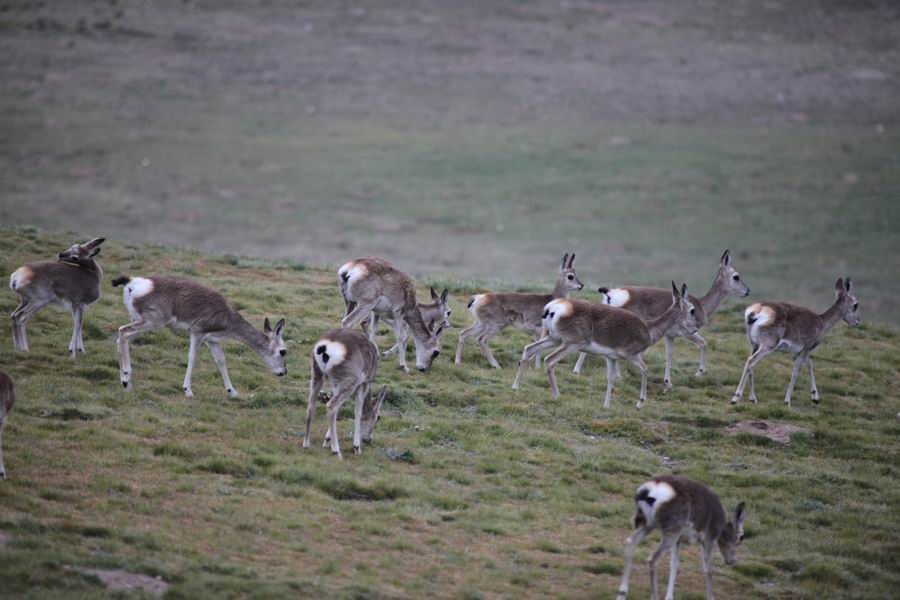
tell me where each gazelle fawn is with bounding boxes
[338,256,446,373]
[456,253,584,369]
[304,328,387,458]
[369,287,451,360]
[575,250,749,387]
[9,238,106,355]
[731,277,859,406]
[112,276,287,398]
[618,476,745,600]
[512,282,697,409]
[0,370,15,480]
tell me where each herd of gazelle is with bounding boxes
[4,238,864,598]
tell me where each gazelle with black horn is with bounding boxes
[456,253,583,369]
[731,277,859,406]
[304,328,387,458]
[338,256,446,373]
[112,275,287,398]
[617,476,746,600]
[512,282,698,409]
[9,237,106,355]
[574,250,749,387]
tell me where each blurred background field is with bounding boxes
[1,0,898,321]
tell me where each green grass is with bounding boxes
[1,228,898,598]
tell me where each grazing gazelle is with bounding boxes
[512,282,697,409]
[304,328,387,458]
[617,476,746,600]
[456,253,584,369]
[112,275,287,398]
[574,250,749,387]
[0,370,15,480]
[369,287,451,359]
[338,256,446,373]
[9,237,106,355]
[731,277,859,406]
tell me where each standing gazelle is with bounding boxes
[617,476,746,600]
[9,238,106,355]
[731,277,859,406]
[456,253,583,369]
[112,275,287,398]
[369,287,451,360]
[512,283,697,409]
[338,256,446,373]
[0,370,15,480]
[304,328,387,458]
[574,250,749,387]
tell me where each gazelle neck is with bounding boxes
[698,270,728,317]
[551,276,570,299]
[645,302,681,344]
[228,314,269,355]
[403,305,433,343]
[818,298,844,335]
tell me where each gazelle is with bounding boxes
[304,328,387,458]
[369,287,451,359]
[9,237,106,355]
[338,256,446,373]
[456,253,584,369]
[617,476,746,600]
[0,370,15,480]
[731,277,859,406]
[112,275,287,398]
[573,250,749,387]
[512,282,697,409]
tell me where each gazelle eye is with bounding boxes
[852,302,858,311]
[732,274,740,281]
[279,349,287,356]
[690,308,695,315]
[567,274,574,280]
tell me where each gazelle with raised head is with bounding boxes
[9,237,106,355]
[112,275,287,398]
[574,250,749,387]
[304,328,387,459]
[0,370,15,480]
[512,282,697,409]
[617,476,746,600]
[338,256,446,373]
[731,277,859,406]
[370,287,451,359]
[456,253,584,369]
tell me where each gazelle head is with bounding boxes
[717,502,746,566]
[360,387,388,443]
[262,318,288,375]
[717,249,750,297]
[671,281,700,334]
[428,287,452,332]
[415,319,448,372]
[57,238,105,267]
[559,252,584,291]
[835,277,860,327]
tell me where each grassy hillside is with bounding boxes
[1,228,898,599]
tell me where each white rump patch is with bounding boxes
[543,299,573,331]
[314,339,347,372]
[636,480,676,526]
[745,303,775,339]
[339,262,369,298]
[604,288,630,307]
[123,277,154,320]
[469,294,489,313]
[9,266,32,291]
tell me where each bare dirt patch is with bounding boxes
[73,568,169,596]
[726,421,811,444]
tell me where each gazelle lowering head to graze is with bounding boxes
[574,250,749,387]
[731,277,859,407]
[369,287,451,360]
[0,370,15,480]
[112,275,287,398]
[9,237,106,355]
[617,476,745,600]
[512,282,697,409]
[338,256,446,373]
[456,252,583,369]
[304,328,387,458]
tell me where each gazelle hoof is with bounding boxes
[694,369,705,377]
[121,381,131,390]
[730,396,740,405]
[663,379,673,390]
[333,451,343,460]
[227,388,239,398]
[353,445,361,455]
[183,387,193,398]
[635,401,644,410]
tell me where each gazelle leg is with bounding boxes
[532,334,542,369]
[747,343,759,403]
[806,356,819,403]
[325,388,351,458]
[10,299,50,352]
[731,345,774,404]
[181,332,203,398]
[702,542,715,600]
[663,336,674,390]
[512,336,560,389]
[784,352,806,406]
[0,417,6,480]
[341,301,378,329]
[545,343,581,400]
[303,361,324,449]
[683,331,707,377]
[627,354,649,409]
[617,525,650,598]
[353,383,365,454]
[476,326,503,369]
[390,309,410,373]
[367,312,378,342]
[648,533,678,600]
[665,541,680,600]
[116,320,160,390]
[603,358,616,408]
[206,340,238,398]
[68,306,82,356]
[573,352,587,375]
[455,323,481,364]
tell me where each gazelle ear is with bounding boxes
[274,318,286,337]
[428,318,436,333]
[440,288,449,303]
[430,286,439,302]
[263,318,272,334]
[84,237,106,249]
[561,253,569,270]
[681,283,688,299]
[671,281,679,299]
[435,321,448,336]
[721,249,730,266]
[835,278,845,294]
[568,253,575,268]
[89,247,102,257]
[735,502,746,526]
[845,277,852,292]
[375,387,388,414]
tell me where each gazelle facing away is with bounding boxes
[618,476,745,600]
[0,370,15,480]
[338,256,446,373]
[304,328,387,458]
[731,277,859,406]
[369,287,451,360]
[512,283,697,409]
[112,276,287,398]
[574,250,749,387]
[456,253,584,369]
[9,238,106,355]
